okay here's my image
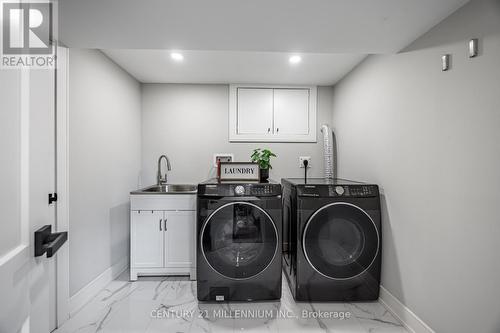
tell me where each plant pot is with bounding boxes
[260,168,269,181]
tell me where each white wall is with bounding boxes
[141,84,333,185]
[69,49,141,296]
[331,0,500,332]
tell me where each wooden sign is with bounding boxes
[219,162,260,181]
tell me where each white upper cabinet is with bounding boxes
[237,88,273,135]
[274,88,310,135]
[229,84,317,142]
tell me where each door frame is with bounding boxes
[55,45,71,327]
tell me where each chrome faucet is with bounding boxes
[157,155,171,185]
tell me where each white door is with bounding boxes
[273,88,310,135]
[0,66,57,332]
[131,211,164,268]
[237,88,273,135]
[164,211,195,268]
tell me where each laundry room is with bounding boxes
[1,1,500,333]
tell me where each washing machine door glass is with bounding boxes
[201,202,278,279]
[303,202,379,280]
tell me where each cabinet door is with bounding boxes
[273,88,310,135]
[131,210,164,268]
[164,211,195,268]
[237,88,273,135]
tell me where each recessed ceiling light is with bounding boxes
[289,55,302,64]
[170,52,184,61]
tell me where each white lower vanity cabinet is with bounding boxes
[130,194,196,281]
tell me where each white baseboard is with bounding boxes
[69,257,129,317]
[379,286,435,333]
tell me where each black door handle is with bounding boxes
[34,225,68,258]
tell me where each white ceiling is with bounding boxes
[61,0,469,84]
[102,50,366,85]
[60,0,468,53]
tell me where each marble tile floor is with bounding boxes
[55,272,407,333]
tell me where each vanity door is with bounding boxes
[131,210,164,268]
[164,210,195,268]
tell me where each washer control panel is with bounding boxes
[250,185,275,196]
[231,184,281,196]
[198,181,282,197]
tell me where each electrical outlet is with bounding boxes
[213,153,234,167]
[299,156,311,168]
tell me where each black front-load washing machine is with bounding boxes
[282,178,381,302]
[197,178,282,302]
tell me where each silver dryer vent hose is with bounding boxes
[321,124,337,179]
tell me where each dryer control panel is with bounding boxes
[346,185,378,197]
[297,184,378,198]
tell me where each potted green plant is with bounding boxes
[251,148,277,181]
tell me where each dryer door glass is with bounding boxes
[303,203,379,280]
[201,202,278,279]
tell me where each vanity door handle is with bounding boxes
[159,219,163,231]
[164,218,167,231]
[34,225,68,258]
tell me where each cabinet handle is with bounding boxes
[159,219,162,231]
[267,128,271,133]
[164,218,167,231]
[276,128,279,133]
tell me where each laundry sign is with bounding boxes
[219,162,260,181]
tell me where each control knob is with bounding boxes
[234,185,245,196]
[335,186,345,196]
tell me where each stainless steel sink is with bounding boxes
[131,184,197,194]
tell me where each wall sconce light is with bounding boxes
[441,54,450,71]
[468,38,479,58]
